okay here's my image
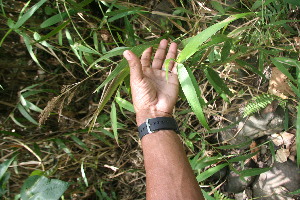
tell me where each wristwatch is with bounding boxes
[138,117,179,140]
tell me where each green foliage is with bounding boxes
[0,155,17,197]
[20,175,69,200]
[243,94,287,117]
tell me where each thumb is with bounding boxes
[123,50,143,82]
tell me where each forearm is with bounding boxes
[139,119,204,200]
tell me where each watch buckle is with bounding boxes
[146,118,153,133]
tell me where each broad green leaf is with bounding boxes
[177,13,252,63]
[13,0,47,29]
[70,135,89,151]
[20,175,69,200]
[239,167,271,177]
[17,104,39,125]
[115,97,135,113]
[178,63,209,129]
[196,163,228,182]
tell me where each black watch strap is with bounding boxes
[138,117,179,140]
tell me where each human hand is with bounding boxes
[123,39,179,126]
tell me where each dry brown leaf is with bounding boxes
[275,148,290,163]
[271,132,295,149]
[268,67,295,99]
[250,141,259,162]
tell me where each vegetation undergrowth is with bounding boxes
[0,0,299,199]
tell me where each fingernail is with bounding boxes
[123,50,132,60]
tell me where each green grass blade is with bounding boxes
[13,0,47,29]
[177,63,210,130]
[201,189,216,200]
[177,12,253,63]
[196,163,228,182]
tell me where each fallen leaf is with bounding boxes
[275,148,290,163]
[271,132,295,149]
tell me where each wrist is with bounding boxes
[136,109,173,126]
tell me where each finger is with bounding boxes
[172,63,178,74]
[152,39,168,69]
[123,50,143,82]
[141,47,152,68]
[162,42,177,71]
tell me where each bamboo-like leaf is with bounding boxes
[271,57,296,84]
[0,155,17,180]
[177,63,210,130]
[55,139,73,158]
[115,97,135,113]
[81,162,88,187]
[13,0,47,29]
[40,10,76,28]
[17,104,39,125]
[297,103,300,167]
[239,167,271,177]
[228,152,258,163]
[204,68,233,97]
[177,13,252,63]
[34,20,71,43]
[201,189,215,200]
[196,163,228,182]
[70,135,89,151]
[110,102,118,144]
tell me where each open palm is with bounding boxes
[123,40,179,125]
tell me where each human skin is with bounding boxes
[123,39,204,200]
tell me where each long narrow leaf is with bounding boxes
[110,102,118,144]
[196,163,228,182]
[13,0,47,29]
[297,103,300,167]
[178,63,210,130]
[177,13,252,63]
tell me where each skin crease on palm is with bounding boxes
[123,39,204,200]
